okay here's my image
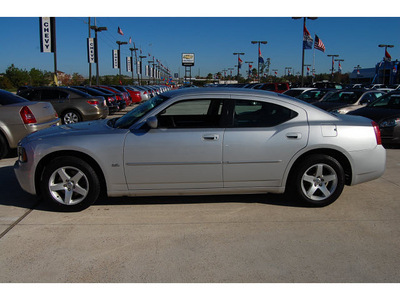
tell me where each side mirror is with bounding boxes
[146,116,158,129]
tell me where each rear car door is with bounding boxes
[40,89,70,114]
[223,97,309,188]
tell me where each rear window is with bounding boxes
[0,90,29,105]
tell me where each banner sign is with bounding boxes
[87,38,96,63]
[137,61,142,75]
[39,17,56,53]
[112,50,120,69]
[127,57,132,72]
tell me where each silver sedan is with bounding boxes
[14,88,386,211]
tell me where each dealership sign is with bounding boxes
[87,38,96,63]
[39,17,56,53]
[182,53,195,66]
[126,56,132,72]
[112,50,120,69]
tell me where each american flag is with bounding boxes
[117,26,124,35]
[314,34,325,52]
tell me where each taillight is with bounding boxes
[108,96,114,102]
[20,106,37,124]
[87,100,99,105]
[372,121,382,145]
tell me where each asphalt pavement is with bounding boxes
[0,107,399,283]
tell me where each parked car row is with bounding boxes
[0,84,172,159]
[283,86,400,146]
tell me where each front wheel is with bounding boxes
[288,154,345,207]
[40,156,100,211]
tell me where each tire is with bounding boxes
[0,133,9,159]
[62,110,82,124]
[40,156,100,211]
[288,154,345,207]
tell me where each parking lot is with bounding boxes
[0,102,399,283]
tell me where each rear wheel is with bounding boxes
[40,156,100,211]
[62,110,81,124]
[288,154,345,207]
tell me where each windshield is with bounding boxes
[323,91,363,104]
[368,93,400,109]
[113,94,169,128]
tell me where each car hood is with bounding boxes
[348,107,400,122]
[22,119,112,143]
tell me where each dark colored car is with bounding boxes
[251,83,290,93]
[296,88,337,104]
[348,91,400,146]
[71,86,119,115]
[312,89,385,113]
[18,86,109,124]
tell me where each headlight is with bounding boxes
[380,118,400,128]
[17,146,27,163]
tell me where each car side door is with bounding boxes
[123,98,226,191]
[223,97,309,188]
[40,89,70,114]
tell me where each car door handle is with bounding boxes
[286,132,302,139]
[202,134,219,141]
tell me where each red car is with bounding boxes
[99,86,132,106]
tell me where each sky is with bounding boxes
[1,1,400,79]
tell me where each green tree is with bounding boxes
[5,64,30,88]
[29,68,51,86]
[0,76,14,90]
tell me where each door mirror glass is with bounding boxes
[146,116,158,129]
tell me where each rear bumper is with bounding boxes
[350,145,386,185]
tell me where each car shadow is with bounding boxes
[1,164,310,212]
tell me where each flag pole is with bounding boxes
[313,33,316,84]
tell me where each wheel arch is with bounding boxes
[286,148,353,187]
[60,108,83,123]
[35,150,107,197]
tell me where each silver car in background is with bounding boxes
[0,89,60,159]
[14,88,386,211]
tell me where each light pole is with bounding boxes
[139,55,146,85]
[90,25,107,85]
[354,65,361,84]
[251,41,267,83]
[233,52,245,79]
[327,54,339,80]
[378,44,394,85]
[129,45,139,84]
[116,41,128,83]
[292,17,317,86]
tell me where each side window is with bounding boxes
[157,99,223,128]
[20,90,41,101]
[41,89,61,100]
[233,100,297,127]
[360,93,375,105]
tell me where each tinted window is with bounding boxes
[158,99,223,128]
[233,100,297,127]
[41,89,69,100]
[0,90,29,105]
[370,94,400,109]
[19,89,41,101]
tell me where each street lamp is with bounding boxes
[327,54,339,79]
[116,41,128,83]
[139,55,146,85]
[90,25,107,85]
[129,45,139,84]
[251,41,267,83]
[233,52,245,79]
[378,44,394,85]
[292,17,317,86]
